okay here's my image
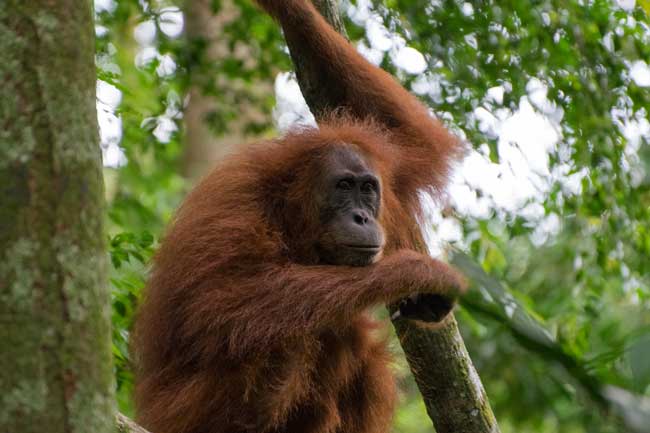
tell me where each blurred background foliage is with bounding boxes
[95,0,650,431]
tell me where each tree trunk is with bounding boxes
[183,0,271,180]
[183,0,234,178]
[0,2,115,433]
[284,2,500,432]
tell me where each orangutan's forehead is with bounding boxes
[324,143,372,173]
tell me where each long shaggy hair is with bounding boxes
[133,1,465,432]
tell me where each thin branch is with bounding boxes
[116,413,151,433]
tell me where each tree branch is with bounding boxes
[283,2,500,432]
[116,413,151,433]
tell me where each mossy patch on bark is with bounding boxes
[1,2,115,432]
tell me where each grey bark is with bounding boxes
[285,2,500,432]
[0,2,115,433]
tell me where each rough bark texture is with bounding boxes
[392,316,498,433]
[0,2,115,433]
[285,2,500,432]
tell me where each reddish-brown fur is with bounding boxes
[133,1,465,433]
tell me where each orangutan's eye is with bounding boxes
[337,179,353,190]
[361,181,376,193]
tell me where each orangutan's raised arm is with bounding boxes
[256,0,464,194]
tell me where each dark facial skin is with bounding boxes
[316,146,385,266]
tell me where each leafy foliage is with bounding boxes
[354,0,650,431]
[110,232,154,416]
[180,0,290,135]
[96,0,188,415]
